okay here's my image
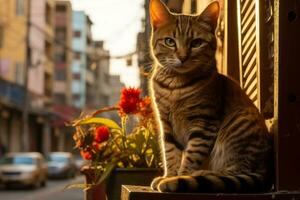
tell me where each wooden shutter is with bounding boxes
[237,0,260,109]
[237,0,274,117]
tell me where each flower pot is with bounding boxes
[106,168,162,200]
[81,166,107,200]
[82,167,162,200]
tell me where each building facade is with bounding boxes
[27,0,56,108]
[71,11,92,109]
[0,0,28,84]
[54,0,72,106]
[0,0,56,153]
[108,75,125,122]
[27,0,55,154]
[51,0,76,153]
[0,0,29,152]
[91,41,111,111]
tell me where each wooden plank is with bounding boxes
[241,0,255,26]
[243,65,257,89]
[242,41,256,67]
[257,0,274,118]
[249,88,257,101]
[242,25,255,51]
[241,10,255,35]
[274,0,300,191]
[245,75,257,95]
[241,0,252,15]
[223,0,240,82]
[243,56,256,78]
[121,185,300,200]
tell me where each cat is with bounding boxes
[148,0,274,193]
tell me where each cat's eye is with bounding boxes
[191,38,203,48]
[164,37,176,48]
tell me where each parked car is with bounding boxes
[0,152,47,189]
[47,152,76,179]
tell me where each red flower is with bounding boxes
[119,87,141,115]
[94,126,110,143]
[92,142,101,151]
[80,150,93,160]
[139,96,153,117]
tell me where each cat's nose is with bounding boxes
[176,51,188,63]
[178,55,187,63]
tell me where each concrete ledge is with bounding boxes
[121,185,300,200]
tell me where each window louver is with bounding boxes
[237,0,260,108]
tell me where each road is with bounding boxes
[0,176,85,200]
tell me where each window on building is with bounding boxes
[45,41,53,61]
[54,94,66,105]
[73,73,81,80]
[56,28,66,41]
[191,0,197,14]
[55,68,66,81]
[56,5,66,12]
[16,0,25,16]
[55,52,66,62]
[73,31,81,38]
[15,62,24,85]
[73,94,81,101]
[74,52,81,60]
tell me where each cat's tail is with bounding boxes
[157,172,273,193]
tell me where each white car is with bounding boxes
[0,152,47,189]
[47,152,77,179]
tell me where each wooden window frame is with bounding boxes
[235,0,300,191]
[273,0,300,191]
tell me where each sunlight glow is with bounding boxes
[71,0,144,87]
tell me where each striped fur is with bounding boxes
[149,0,274,193]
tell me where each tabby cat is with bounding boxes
[149,0,274,193]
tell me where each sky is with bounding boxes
[70,0,145,87]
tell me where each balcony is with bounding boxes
[45,24,54,42]
[53,81,66,94]
[0,78,25,107]
[45,0,55,41]
[55,14,67,27]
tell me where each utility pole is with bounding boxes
[22,0,31,151]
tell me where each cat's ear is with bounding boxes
[150,0,173,30]
[198,1,220,31]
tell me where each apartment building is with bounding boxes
[71,11,93,109]
[53,0,73,106]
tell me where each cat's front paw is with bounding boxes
[157,176,197,193]
[151,176,164,190]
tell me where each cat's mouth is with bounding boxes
[169,62,198,74]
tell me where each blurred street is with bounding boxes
[0,175,84,200]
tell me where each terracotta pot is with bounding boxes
[81,167,162,200]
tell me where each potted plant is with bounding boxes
[67,88,162,200]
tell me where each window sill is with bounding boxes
[121,185,300,200]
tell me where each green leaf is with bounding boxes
[78,117,121,130]
[135,131,146,154]
[95,162,117,185]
